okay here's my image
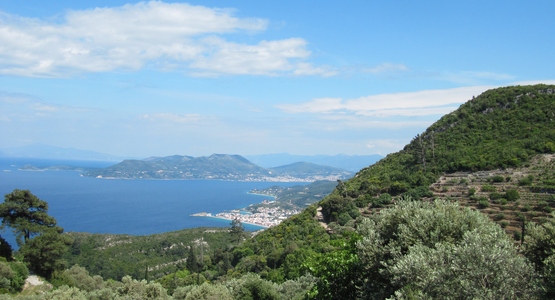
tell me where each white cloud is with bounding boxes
[277,98,343,114]
[366,139,407,154]
[140,113,205,123]
[362,62,408,74]
[0,1,331,77]
[293,62,338,77]
[189,37,311,76]
[277,85,495,115]
[355,107,457,118]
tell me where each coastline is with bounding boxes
[192,214,269,229]
[246,191,277,199]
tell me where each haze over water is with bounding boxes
[0,158,303,248]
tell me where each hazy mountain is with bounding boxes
[244,153,383,172]
[0,144,134,162]
[83,154,353,181]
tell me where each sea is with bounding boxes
[0,158,304,249]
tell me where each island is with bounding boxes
[83,154,353,182]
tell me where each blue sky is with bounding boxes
[1,0,554,158]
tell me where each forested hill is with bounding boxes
[83,154,352,181]
[331,84,555,200]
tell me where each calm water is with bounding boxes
[0,158,302,249]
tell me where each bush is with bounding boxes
[468,188,476,196]
[355,195,370,208]
[489,192,503,200]
[348,209,361,219]
[519,178,533,186]
[478,199,490,209]
[403,187,433,201]
[513,231,522,241]
[505,176,512,182]
[501,199,508,205]
[538,201,549,207]
[516,213,526,222]
[529,211,538,218]
[373,193,392,208]
[337,213,352,226]
[505,189,520,201]
[494,213,505,221]
[500,221,509,228]
[545,206,553,213]
[492,176,504,183]
[522,204,532,212]
[481,185,496,192]
[500,205,507,211]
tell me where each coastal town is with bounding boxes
[192,205,301,228]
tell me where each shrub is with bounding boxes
[529,211,538,218]
[489,192,503,200]
[478,199,490,209]
[516,212,526,222]
[468,188,476,196]
[355,195,370,208]
[505,176,512,182]
[500,221,509,228]
[515,201,521,206]
[337,213,352,226]
[505,189,520,201]
[519,178,532,186]
[522,204,532,212]
[513,230,522,241]
[501,199,508,205]
[373,193,392,208]
[403,187,433,201]
[494,214,505,221]
[481,185,496,192]
[460,179,468,184]
[348,209,361,219]
[492,176,504,183]
[545,206,553,213]
[500,205,507,211]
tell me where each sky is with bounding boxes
[0,0,554,158]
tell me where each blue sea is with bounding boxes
[0,158,303,249]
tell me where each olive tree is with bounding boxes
[356,199,538,299]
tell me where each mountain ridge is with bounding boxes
[83,154,353,182]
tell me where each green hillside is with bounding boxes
[331,84,555,203]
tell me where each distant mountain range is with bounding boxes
[244,153,383,172]
[83,154,353,182]
[0,144,135,161]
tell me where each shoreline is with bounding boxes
[246,192,277,199]
[192,214,269,229]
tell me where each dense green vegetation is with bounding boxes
[248,180,338,210]
[323,85,555,207]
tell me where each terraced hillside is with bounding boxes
[429,154,554,239]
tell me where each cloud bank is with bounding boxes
[0,1,331,77]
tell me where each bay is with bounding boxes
[0,158,304,249]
